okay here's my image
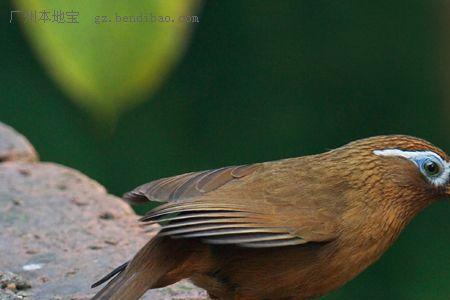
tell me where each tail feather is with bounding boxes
[90,237,199,300]
[91,267,149,300]
[91,261,129,288]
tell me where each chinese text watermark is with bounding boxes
[9,10,200,25]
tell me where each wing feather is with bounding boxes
[141,203,305,247]
[142,212,251,224]
[170,228,293,239]
[124,164,261,204]
[125,161,338,248]
[159,223,271,236]
[159,218,251,229]
[204,233,294,244]
[240,239,308,248]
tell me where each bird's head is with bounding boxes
[335,135,450,212]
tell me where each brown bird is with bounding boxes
[91,135,450,300]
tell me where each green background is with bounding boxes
[1,1,449,299]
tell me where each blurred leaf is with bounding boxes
[14,0,202,122]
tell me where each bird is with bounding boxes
[90,135,449,300]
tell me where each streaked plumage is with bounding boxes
[91,135,450,300]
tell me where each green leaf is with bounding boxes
[15,0,202,122]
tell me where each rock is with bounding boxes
[0,288,32,300]
[0,271,31,291]
[0,122,206,300]
[0,123,37,163]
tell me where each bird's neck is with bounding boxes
[337,187,430,271]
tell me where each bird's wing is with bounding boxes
[124,164,261,204]
[125,162,339,248]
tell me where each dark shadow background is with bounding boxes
[1,1,449,299]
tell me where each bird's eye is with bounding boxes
[374,149,449,186]
[420,158,443,177]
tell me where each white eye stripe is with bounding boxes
[373,149,450,187]
[373,149,443,161]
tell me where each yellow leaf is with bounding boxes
[14,0,202,122]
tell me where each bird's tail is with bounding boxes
[90,264,149,300]
[91,237,201,300]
